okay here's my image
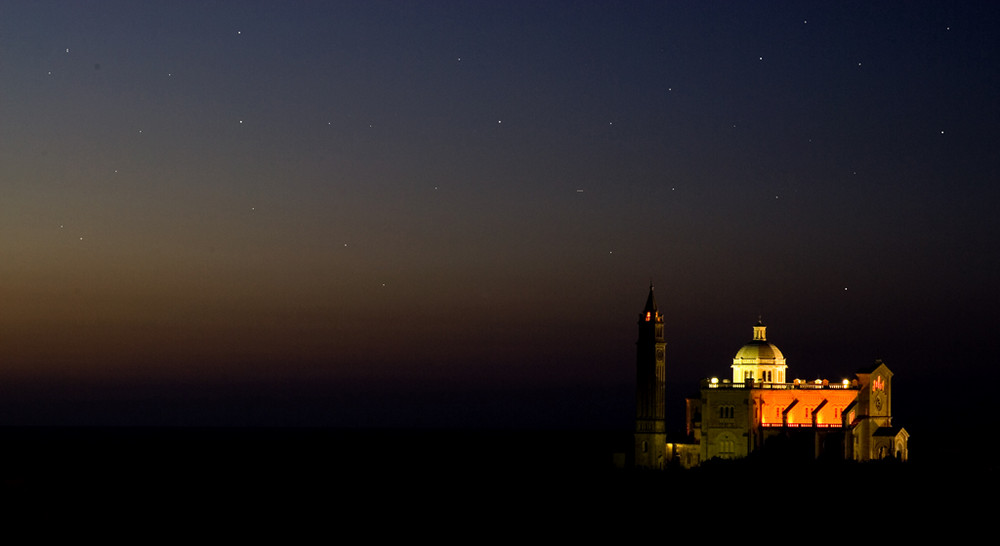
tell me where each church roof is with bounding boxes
[734,340,784,361]
[856,359,892,375]
[873,426,908,438]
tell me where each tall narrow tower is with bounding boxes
[635,284,667,468]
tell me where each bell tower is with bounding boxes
[635,284,667,468]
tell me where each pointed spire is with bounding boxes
[643,283,657,313]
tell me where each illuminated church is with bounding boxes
[634,285,909,469]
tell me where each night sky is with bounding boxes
[0,1,997,431]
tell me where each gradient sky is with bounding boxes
[0,1,997,429]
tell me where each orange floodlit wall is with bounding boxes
[756,388,858,427]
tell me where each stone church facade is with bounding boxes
[634,285,909,469]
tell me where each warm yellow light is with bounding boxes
[842,379,850,386]
[711,377,718,384]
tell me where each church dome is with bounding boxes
[734,340,784,363]
[732,321,785,364]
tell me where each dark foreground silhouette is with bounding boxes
[0,426,986,526]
